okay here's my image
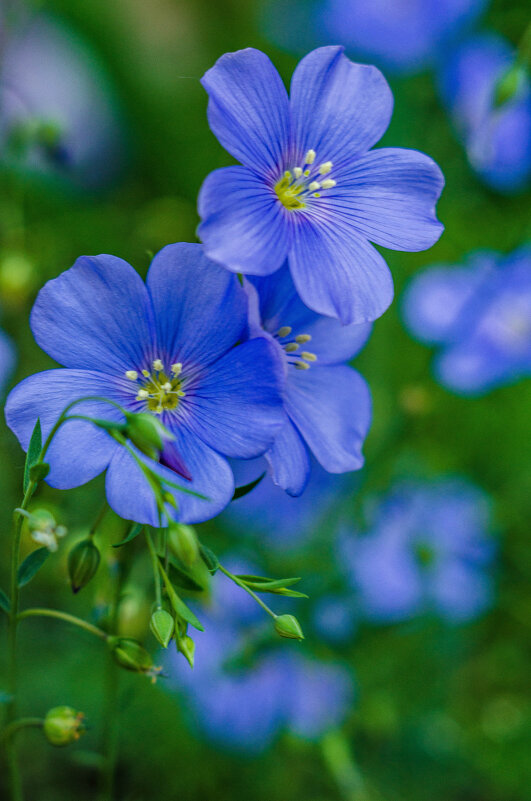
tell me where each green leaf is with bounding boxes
[236,575,302,590]
[232,472,265,501]
[199,543,219,575]
[272,589,309,599]
[158,562,204,632]
[23,418,42,493]
[17,547,49,588]
[168,561,206,593]
[112,523,143,548]
[0,588,11,614]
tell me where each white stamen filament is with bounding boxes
[293,167,302,179]
[171,363,183,376]
[137,389,149,400]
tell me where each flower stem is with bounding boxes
[145,530,163,607]
[320,730,374,801]
[218,564,278,620]
[17,608,108,641]
[0,719,43,747]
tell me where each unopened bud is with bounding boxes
[124,412,174,459]
[177,635,195,669]
[494,63,526,108]
[274,614,304,641]
[108,637,161,681]
[43,706,85,747]
[150,608,174,648]
[168,523,198,567]
[67,538,100,594]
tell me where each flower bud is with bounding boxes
[43,706,85,747]
[177,634,195,669]
[493,64,526,108]
[124,412,174,459]
[108,637,161,681]
[150,608,174,648]
[274,614,304,641]
[168,522,198,567]
[67,538,101,594]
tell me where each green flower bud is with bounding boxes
[493,64,526,108]
[150,608,174,648]
[124,412,174,459]
[108,637,161,681]
[67,538,101,594]
[274,614,304,641]
[177,634,195,669]
[43,706,85,747]
[168,522,199,567]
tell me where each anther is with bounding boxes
[304,169,310,176]
[171,363,182,376]
[285,343,299,353]
[321,179,337,189]
[162,382,172,391]
[295,361,310,370]
[301,351,317,362]
[277,326,292,338]
[319,161,333,175]
[295,334,312,343]
[308,181,321,192]
[137,389,149,400]
[153,359,164,371]
[142,369,150,378]
[305,149,316,164]
[125,370,138,380]
[177,390,186,398]
[293,167,302,179]
[283,170,292,180]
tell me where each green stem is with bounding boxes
[17,608,108,641]
[219,565,278,620]
[145,530,163,607]
[90,502,110,538]
[321,730,373,801]
[0,719,43,747]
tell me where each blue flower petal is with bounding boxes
[198,166,290,275]
[289,216,394,324]
[286,365,371,472]
[289,46,393,166]
[265,418,310,496]
[146,243,247,367]
[30,255,154,373]
[201,47,290,173]
[335,148,444,251]
[187,338,286,459]
[105,430,234,525]
[5,369,122,488]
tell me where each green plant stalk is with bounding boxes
[0,719,44,747]
[145,529,163,608]
[321,730,373,801]
[219,565,278,620]
[17,608,108,640]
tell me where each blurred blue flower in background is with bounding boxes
[198,46,444,324]
[312,594,357,644]
[438,33,531,192]
[340,478,495,623]
[169,559,354,752]
[0,12,125,188]
[223,456,351,549]
[5,244,285,524]
[0,329,15,395]
[245,265,372,495]
[402,246,531,394]
[261,0,486,75]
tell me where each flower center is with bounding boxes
[124,359,186,414]
[274,149,337,211]
[273,326,317,370]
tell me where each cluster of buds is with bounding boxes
[43,706,86,747]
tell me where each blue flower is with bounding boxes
[339,478,495,623]
[198,46,445,325]
[402,246,531,395]
[242,265,372,495]
[169,558,354,752]
[5,244,285,524]
[0,328,15,395]
[438,33,531,192]
[0,13,125,188]
[223,455,351,548]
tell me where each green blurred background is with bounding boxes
[1,1,530,799]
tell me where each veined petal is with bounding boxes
[289,216,394,324]
[265,418,311,497]
[30,255,154,373]
[5,369,122,488]
[289,46,393,166]
[105,430,234,526]
[187,338,286,459]
[286,365,371,473]
[335,148,444,251]
[146,243,247,367]
[201,47,290,173]
[198,166,290,275]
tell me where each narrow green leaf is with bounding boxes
[273,589,309,599]
[236,575,302,591]
[23,418,42,493]
[232,472,265,501]
[17,547,49,588]
[0,588,11,614]
[158,562,204,632]
[112,523,143,548]
[168,562,206,593]
[199,543,219,575]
